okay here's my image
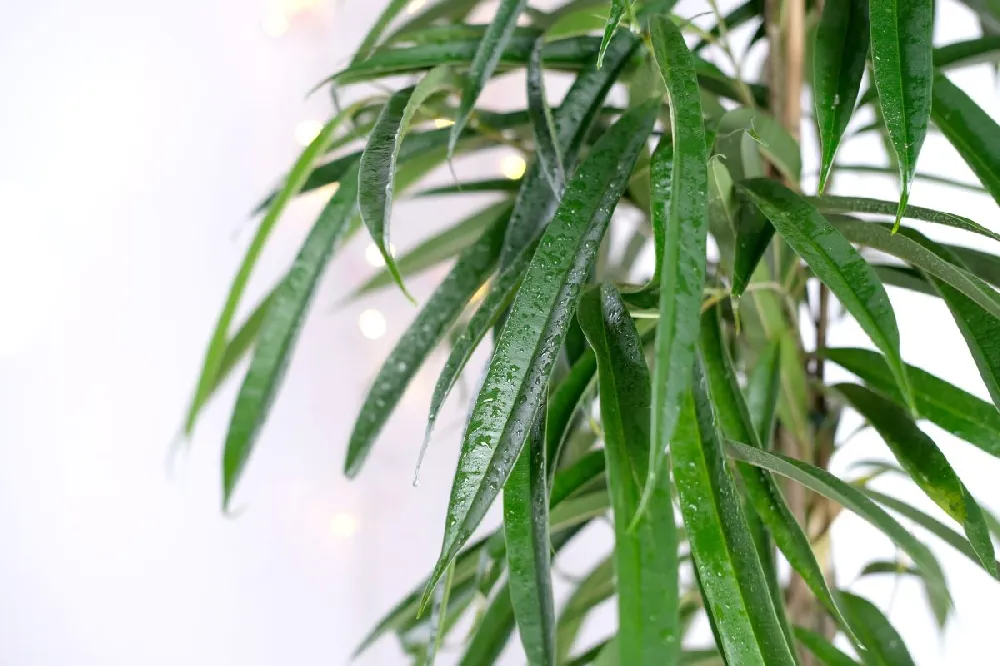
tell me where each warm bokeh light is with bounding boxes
[261,10,289,37]
[406,0,426,14]
[358,309,387,339]
[501,154,527,180]
[329,512,358,539]
[434,118,455,129]
[294,119,323,146]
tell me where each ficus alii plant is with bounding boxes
[185,0,1000,663]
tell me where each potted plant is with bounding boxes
[185,0,1000,663]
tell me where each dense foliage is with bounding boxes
[187,0,1000,663]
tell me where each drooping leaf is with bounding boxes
[459,581,516,666]
[417,178,523,197]
[725,442,950,595]
[423,101,658,603]
[731,193,774,298]
[836,382,997,576]
[597,0,627,68]
[839,592,916,666]
[717,107,802,184]
[738,180,912,410]
[931,72,1000,207]
[556,556,615,661]
[794,627,862,666]
[504,412,556,666]
[831,220,1000,321]
[813,0,869,192]
[934,35,1000,70]
[545,348,600,476]
[868,0,934,228]
[188,110,351,440]
[645,14,709,521]
[745,338,780,448]
[699,308,851,639]
[348,200,513,300]
[359,69,461,300]
[352,0,414,62]
[527,39,565,194]
[672,364,797,666]
[423,238,537,451]
[811,195,1000,244]
[825,347,1000,459]
[929,274,1000,410]
[866,489,1000,579]
[858,559,953,628]
[221,165,359,508]
[345,214,509,477]
[693,0,763,52]
[449,0,530,156]
[577,284,680,665]
[826,163,986,195]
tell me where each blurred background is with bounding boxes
[1,0,999,664]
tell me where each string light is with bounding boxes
[359,309,387,339]
[434,118,454,129]
[406,0,426,14]
[329,512,358,539]
[501,155,527,180]
[365,243,396,267]
[295,119,323,146]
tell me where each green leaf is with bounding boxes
[352,0,412,62]
[598,0,627,68]
[348,200,513,300]
[182,292,273,436]
[725,442,950,596]
[545,348,600,475]
[221,165,359,508]
[810,195,1000,244]
[745,338,780,448]
[868,0,934,229]
[577,284,680,665]
[929,273,1000,409]
[794,627,862,666]
[693,0,763,52]
[423,238,536,452]
[738,180,912,411]
[417,178,522,197]
[504,412,556,666]
[527,39,565,194]
[449,0,530,156]
[645,14,709,522]
[458,581,516,666]
[813,0,869,192]
[836,383,997,576]
[188,109,350,442]
[424,100,657,604]
[672,366,797,666]
[731,193,774,298]
[826,347,1000,459]
[718,108,802,185]
[699,308,851,640]
[934,35,1000,69]
[932,72,1000,207]
[826,164,986,195]
[866,489,1000,579]
[839,592,916,666]
[344,214,508,477]
[385,0,483,43]
[858,560,952,628]
[831,220,1000,321]
[359,68,462,300]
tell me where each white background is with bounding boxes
[0,0,998,664]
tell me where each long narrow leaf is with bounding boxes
[504,412,556,666]
[813,0,869,192]
[672,364,797,666]
[345,214,509,476]
[527,39,565,194]
[449,0,529,156]
[745,338,781,448]
[868,0,934,227]
[699,308,851,638]
[839,592,916,666]
[423,101,658,603]
[578,284,680,665]
[221,165,359,507]
[795,627,862,666]
[738,180,912,410]
[826,347,1000,459]
[836,383,997,576]
[645,15,709,521]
